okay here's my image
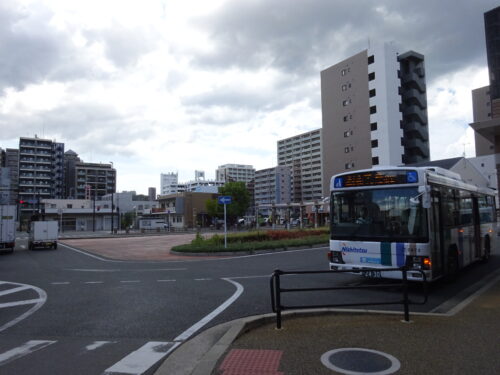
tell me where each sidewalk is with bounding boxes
[157,271,500,375]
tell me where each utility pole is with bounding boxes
[93,188,96,232]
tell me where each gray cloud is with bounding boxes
[191,0,499,83]
[0,1,97,93]
[0,102,145,156]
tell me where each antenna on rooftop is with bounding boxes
[462,142,470,157]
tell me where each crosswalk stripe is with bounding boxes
[103,341,179,375]
[0,340,57,366]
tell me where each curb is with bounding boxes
[170,243,328,257]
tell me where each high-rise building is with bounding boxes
[277,129,322,202]
[0,148,19,205]
[73,162,116,199]
[18,136,65,214]
[148,187,156,201]
[254,166,292,209]
[216,164,255,183]
[160,172,179,195]
[321,42,429,195]
[469,5,500,200]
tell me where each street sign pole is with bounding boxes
[224,203,227,249]
[217,196,232,249]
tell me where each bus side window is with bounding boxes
[459,195,473,226]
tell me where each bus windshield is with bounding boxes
[330,187,428,242]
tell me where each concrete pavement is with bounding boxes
[156,269,500,375]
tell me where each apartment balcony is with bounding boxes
[401,72,426,93]
[404,121,428,141]
[402,104,428,125]
[401,88,427,109]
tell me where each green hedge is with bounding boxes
[172,230,329,253]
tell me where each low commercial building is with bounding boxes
[155,192,218,228]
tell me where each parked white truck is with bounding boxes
[29,221,58,250]
[0,205,16,253]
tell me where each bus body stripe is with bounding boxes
[381,242,392,266]
[396,243,405,267]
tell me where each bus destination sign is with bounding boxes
[334,170,418,188]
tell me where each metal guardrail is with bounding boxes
[270,267,428,329]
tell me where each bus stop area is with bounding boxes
[158,271,500,375]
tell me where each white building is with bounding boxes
[216,164,255,183]
[160,172,179,195]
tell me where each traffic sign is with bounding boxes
[218,196,232,205]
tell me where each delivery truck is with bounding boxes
[0,205,16,253]
[29,221,58,250]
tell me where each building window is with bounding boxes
[369,89,376,97]
[341,68,350,76]
[344,147,350,153]
[401,137,405,146]
[371,139,378,148]
[372,157,379,165]
[345,162,355,169]
[370,105,377,114]
[343,130,353,137]
[342,84,348,91]
[368,72,375,81]
[368,55,375,64]
[342,98,351,106]
[370,122,377,131]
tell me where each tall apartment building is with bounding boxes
[277,129,322,202]
[160,172,179,195]
[254,166,292,211]
[321,42,429,195]
[0,148,19,204]
[73,162,116,199]
[18,136,65,214]
[469,5,500,199]
[216,164,255,183]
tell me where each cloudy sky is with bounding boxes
[0,0,497,193]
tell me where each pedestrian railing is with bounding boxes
[270,267,428,329]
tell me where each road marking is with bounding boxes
[0,340,56,366]
[157,279,176,282]
[66,268,187,272]
[59,243,125,262]
[86,341,115,351]
[194,278,212,281]
[0,299,45,308]
[84,281,104,284]
[0,285,31,297]
[0,281,47,333]
[51,282,70,285]
[174,278,244,342]
[225,275,269,280]
[103,341,180,375]
[120,280,141,283]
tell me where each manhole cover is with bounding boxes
[321,348,400,375]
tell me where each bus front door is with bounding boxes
[431,189,445,277]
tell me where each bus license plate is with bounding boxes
[362,270,382,278]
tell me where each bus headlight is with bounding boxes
[329,251,344,264]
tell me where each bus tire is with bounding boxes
[447,245,459,281]
[482,236,490,263]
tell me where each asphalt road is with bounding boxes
[0,234,498,375]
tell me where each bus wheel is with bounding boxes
[482,236,490,263]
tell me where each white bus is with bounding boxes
[328,166,497,281]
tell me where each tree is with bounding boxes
[206,181,251,225]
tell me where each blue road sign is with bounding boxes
[218,196,232,205]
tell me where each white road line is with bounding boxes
[157,280,176,282]
[103,341,180,375]
[0,340,56,366]
[0,282,47,333]
[174,278,244,342]
[84,281,104,284]
[0,299,45,308]
[224,274,269,280]
[51,282,70,285]
[86,341,115,351]
[66,268,187,272]
[59,243,124,263]
[0,285,31,297]
[194,278,212,281]
[120,280,141,283]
